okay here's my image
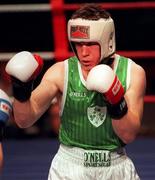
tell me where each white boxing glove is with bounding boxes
[86,64,128,119]
[6,51,43,82]
[5,51,43,102]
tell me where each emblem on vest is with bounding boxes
[87,106,107,127]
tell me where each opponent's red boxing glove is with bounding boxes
[86,64,128,119]
[5,51,43,102]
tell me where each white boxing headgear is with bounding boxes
[68,18,116,61]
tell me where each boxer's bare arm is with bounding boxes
[112,63,146,144]
[0,143,3,171]
[13,61,64,128]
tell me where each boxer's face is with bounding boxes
[75,42,100,71]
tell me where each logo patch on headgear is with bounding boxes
[70,25,90,39]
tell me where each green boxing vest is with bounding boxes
[59,55,132,151]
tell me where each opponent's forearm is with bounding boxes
[0,89,12,140]
[0,143,3,171]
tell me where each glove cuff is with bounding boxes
[12,77,33,102]
[107,97,128,119]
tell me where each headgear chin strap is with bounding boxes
[68,18,116,62]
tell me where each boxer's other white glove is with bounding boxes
[86,64,128,119]
[5,51,43,102]
[0,89,12,140]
